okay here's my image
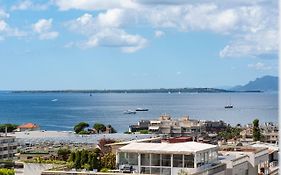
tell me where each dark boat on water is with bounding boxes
[136,108,149,111]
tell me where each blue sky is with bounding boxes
[0,0,278,90]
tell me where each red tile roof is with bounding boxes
[18,123,39,129]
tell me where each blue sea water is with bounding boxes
[0,92,278,132]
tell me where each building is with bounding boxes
[219,152,251,175]
[129,115,227,138]
[129,120,150,132]
[219,145,270,175]
[250,143,279,175]
[117,141,226,175]
[0,136,17,160]
[17,123,40,132]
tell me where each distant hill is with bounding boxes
[230,75,278,92]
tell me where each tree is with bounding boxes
[0,168,15,175]
[74,151,82,169]
[68,151,76,162]
[74,122,89,134]
[107,125,117,133]
[81,150,89,166]
[101,153,116,169]
[57,148,71,161]
[93,123,106,133]
[98,138,115,154]
[0,124,18,133]
[253,119,261,141]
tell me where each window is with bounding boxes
[140,167,150,174]
[161,168,171,175]
[173,154,183,167]
[128,153,138,165]
[141,154,150,166]
[162,154,171,166]
[151,154,160,166]
[184,154,194,168]
[119,152,128,165]
[151,168,160,174]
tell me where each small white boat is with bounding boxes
[123,110,136,114]
[51,99,58,102]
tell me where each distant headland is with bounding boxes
[11,88,262,94]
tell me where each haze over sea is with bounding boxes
[0,92,277,132]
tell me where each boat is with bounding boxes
[123,110,137,114]
[90,93,92,96]
[224,96,233,108]
[135,108,149,111]
[51,99,58,102]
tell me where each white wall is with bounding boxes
[15,163,55,175]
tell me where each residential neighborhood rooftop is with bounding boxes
[119,141,217,154]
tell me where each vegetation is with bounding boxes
[57,148,71,161]
[0,124,18,133]
[253,119,261,141]
[101,153,116,169]
[93,123,106,133]
[24,157,65,164]
[98,138,115,154]
[218,126,242,140]
[107,125,117,133]
[68,148,102,171]
[74,122,89,134]
[139,129,150,134]
[0,169,15,175]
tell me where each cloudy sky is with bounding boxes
[0,0,278,90]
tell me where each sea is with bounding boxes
[0,92,278,132]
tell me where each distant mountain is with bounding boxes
[230,75,278,92]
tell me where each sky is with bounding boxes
[0,0,278,90]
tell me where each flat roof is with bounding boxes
[218,152,248,162]
[119,142,217,154]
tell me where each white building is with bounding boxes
[0,136,17,160]
[219,146,270,175]
[117,142,226,175]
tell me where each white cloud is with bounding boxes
[11,0,49,11]
[81,28,147,53]
[66,12,147,53]
[155,30,165,38]
[220,30,278,58]
[248,62,272,70]
[60,1,277,57]
[53,0,137,11]
[32,19,59,40]
[0,9,9,19]
[0,8,26,40]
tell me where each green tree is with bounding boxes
[107,125,117,133]
[68,151,76,162]
[81,149,89,166]
[57,148,71,161]
[0,124,18,133]
[253,119,261,141]
[93,123,106,133]
[0,168,15,175]
[74,122,89,134]
[101,153,116,169]
[74,151,82,169]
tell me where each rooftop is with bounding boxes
[18,123,39,129]
[119,141,217,154]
